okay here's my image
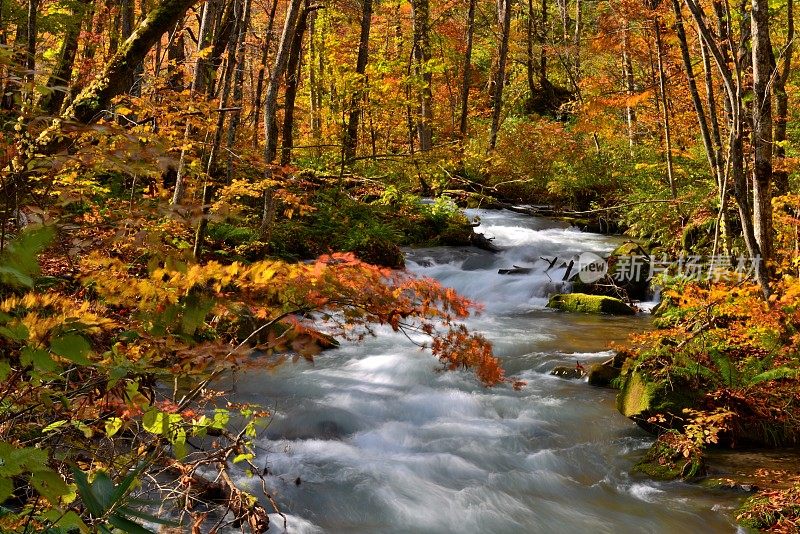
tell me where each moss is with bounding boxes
[587,362,621,388]
[616,369,700,433]
[735,488,800,531]
[546,293,635,315]
[616,370,654,417]
[633,432,705,481]
[633,459,684,480]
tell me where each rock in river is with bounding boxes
[546,293,636,315]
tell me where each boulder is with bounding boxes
[546,293,635,315]
[615,369,698,432]
[633,431,706,481]
[588,362,621,388]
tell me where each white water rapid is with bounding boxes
[231,209,742,533]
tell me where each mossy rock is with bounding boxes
[616,370,654,418]
[633,432,705,481]
[611,240,650,258]
[735,488,800,531]
[547,293,635,315]
[616,369,698,431]
[588,362,621,388]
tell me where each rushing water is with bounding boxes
[231,209,743,533]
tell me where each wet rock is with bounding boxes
[633,432,706,481]
[546,293,635,315]
[470,231,500,252]
[615,370,698,432]
[588,362,621,388]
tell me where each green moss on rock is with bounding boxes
[616,370,654,417]
[616,369,699,432]
[546,293,635,315]
[633,432,705,481]
[588,362,621,388]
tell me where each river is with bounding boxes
[231,209,743,533]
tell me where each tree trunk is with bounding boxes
[539,0,548,86]
[225,0,252,179]
[64,0,199,125]
[683,0,770,295]
[525,0,536,97]
[622,23,636,149]
[654,20,676,198]
[172,0,228,205]
[458,0,477,138]
[672,0,718,183]
[251,0,279,148]
[40,0,91,115]
[194,0,241,258]
[343,0,373,160]
[1,18,26,110]
[411,0,433,151]
[264,0,304,163]
[281,2,310,165]
[773,0,793,195]
[573,0,581,83]
[23,0,37,110]
[308,11,322,154]
[166,24,186,90]
[750,0,773,262]
[489,0,512,150]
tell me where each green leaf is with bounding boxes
[0,477,14,503]
[71,468,105,517]
[40,509,89,532]
[0,323,29,341]
[180,294,213,335]
[72,421,94,438]
[21,346,58,372]
[104,417,124,437]
[211,409,229,430]
[0,361,11,381]
[90,472,116,511]
[232,453,254,464]
[118,505,178,526]
[30,470,70,504]
[142,409,167,436]
[108,514,157,534]
[50,334,92,365]
[749,367,799,385]
[42,420,69,433]
[0,226,55,288]
[0,443,48,477]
